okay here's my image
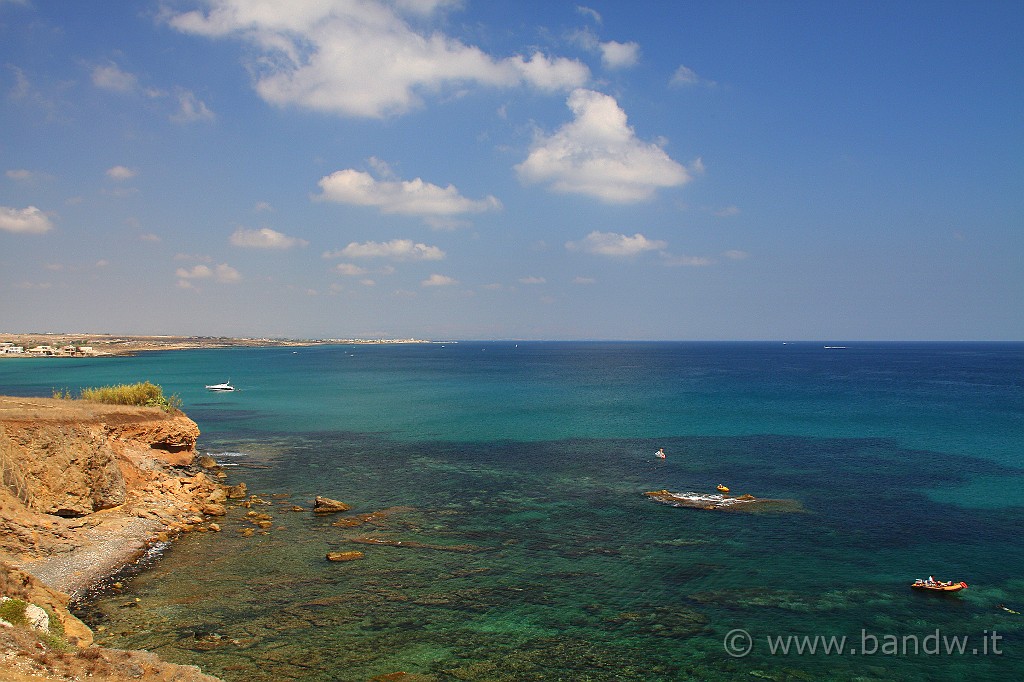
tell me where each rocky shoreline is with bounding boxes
[0,396,240,681]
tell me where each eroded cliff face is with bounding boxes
[0,398,200,519]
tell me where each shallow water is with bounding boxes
[3,342,1023,680]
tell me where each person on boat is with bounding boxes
[655,448,666,459]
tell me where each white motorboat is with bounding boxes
[205,380,234,391]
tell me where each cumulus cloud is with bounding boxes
[324,239,445,261]
[106,165,136,180]
[316,168,501,217]
[91,62,137,92]
[599,40,640,69]
[0,205,53,234]
[516,89,690,203]
[566,231,667,257]
[166,0,589,118]
[230,226,308,249]
[175,263,241,283]
[422,273,457,287]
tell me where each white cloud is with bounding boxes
[0,205,53,234]
[175,263,241,283]
[91,63,137,92]
[316,168,501,217]
[714,205,740,217]
[422,273,457,287]
[516,89,690,203]
[573,276,596,284]
[723,250,750,260]
[171,89,215,123]
[599,40,639,69]
[576,5,602,24]
[166,0,589,118]
[335,263,367,276]
[6,169,38,181]
[106,165,136,180]
[669,64,715,88]
[566,231,667,257]
[661,253,714,267]
[230,227,308,249]
[325,239,445,261]
[214,264,242,282]
[519,276,546,285]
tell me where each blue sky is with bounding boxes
[1,0,1021,340]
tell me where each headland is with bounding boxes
[0,395,236,680]
[0,333,432,358]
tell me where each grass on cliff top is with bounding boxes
[53,382,182,413]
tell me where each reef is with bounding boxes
[644,489,804,513]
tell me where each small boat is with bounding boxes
[716,484,730,493]
[205,380,234,392]
[911,579,967,593]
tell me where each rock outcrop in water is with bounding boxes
[313,495,351,513]
[644,489,804,513]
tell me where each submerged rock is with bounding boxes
[326,551,365,562]
[313,496,351,513]
[348,536,488,553]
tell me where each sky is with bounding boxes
[1,0,1022,341]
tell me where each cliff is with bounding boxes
[0,396,225,681]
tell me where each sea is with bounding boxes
[1,341,1022,681]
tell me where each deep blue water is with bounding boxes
[2,342,1023,680]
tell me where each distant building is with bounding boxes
[2,345,25,354]
[28,345,57,356]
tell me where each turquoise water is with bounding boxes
[2,342,1023,680]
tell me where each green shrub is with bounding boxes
[0,597,29,626]
[78,381,182,413]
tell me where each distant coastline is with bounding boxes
[0,333,433,358]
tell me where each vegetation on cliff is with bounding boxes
[53,381,183,413]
